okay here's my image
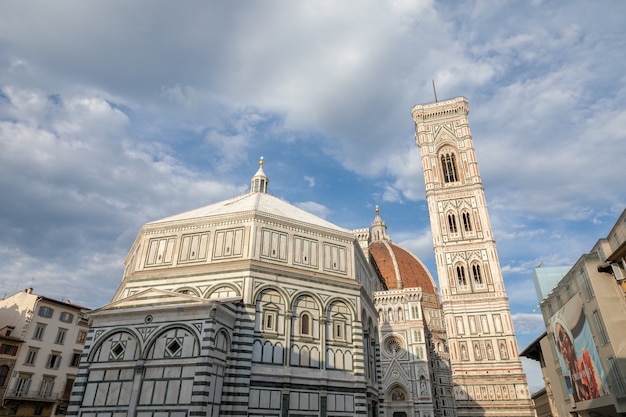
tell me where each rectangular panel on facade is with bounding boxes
[179,232,210,263]
[260,229,288,262]
[294,236,319,268]
[323,243,347,274]
[213,227,245,259]
[145,237,177,267]
[249,388,281,409]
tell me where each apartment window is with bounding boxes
[0,365,8,387]
[592,310,609,345]
[579,268,595,300]
[70,352,81,367]
[14,374,31,396]
[55,329,67,345]
[34,404,45,416]
[62,378,75,400]
[39,377,55,399]
[0,344,18,356]
[25,348,39,365]
[59,312,74,323]
[565,283,573,298]
[608,357,626,397]
[47,353,62,369]
[33,324,46,340]
[38,306,54,318]
[76,330,87,344]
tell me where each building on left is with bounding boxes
[0,288,90,417]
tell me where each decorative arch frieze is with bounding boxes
[205,283,241,299]
[143,324,201,359]
[87,329,141,362]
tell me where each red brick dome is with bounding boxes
[369,241,436,293]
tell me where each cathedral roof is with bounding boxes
[369,241,436,293]
[367,207,436,293]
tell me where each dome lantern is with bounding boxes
[251,156,269,193]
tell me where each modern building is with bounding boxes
[520,331,570,417]
[411,97,534,417]
[0,289,90,416]
[66,97,532,417]
[528,209,626,416]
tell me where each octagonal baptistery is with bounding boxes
[68,160,385,417]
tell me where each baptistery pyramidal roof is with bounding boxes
[148,157,348,234]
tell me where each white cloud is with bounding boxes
[512,313,546,335]
[295,201,332,220]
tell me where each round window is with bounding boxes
[385,336,403,355]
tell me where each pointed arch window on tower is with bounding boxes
[441,152,458,183]
[462,211,473,232]
[456,265,467,287]
[448,214,458,234]
[472,264,484,287]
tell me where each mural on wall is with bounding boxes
[551,295,609,403]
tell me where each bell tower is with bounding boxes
[411,97,534,417]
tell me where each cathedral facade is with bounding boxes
[67,98,532,417]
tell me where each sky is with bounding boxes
[1,0,625,393]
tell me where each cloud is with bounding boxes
[512,313,546,335]
[0,85,241,306]
[294,201,332,220]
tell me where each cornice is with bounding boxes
[411,96,469,122]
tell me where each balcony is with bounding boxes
[4,388,59,402]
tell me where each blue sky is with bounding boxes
[1,1,625,392]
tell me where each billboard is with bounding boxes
[551,295,609,403]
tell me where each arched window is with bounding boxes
[448,214,458,234]
[462,211,472,232]
[300,312,311,336]
[456,265,467,286]
[472,264,483,286]
[441,152,458,183]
